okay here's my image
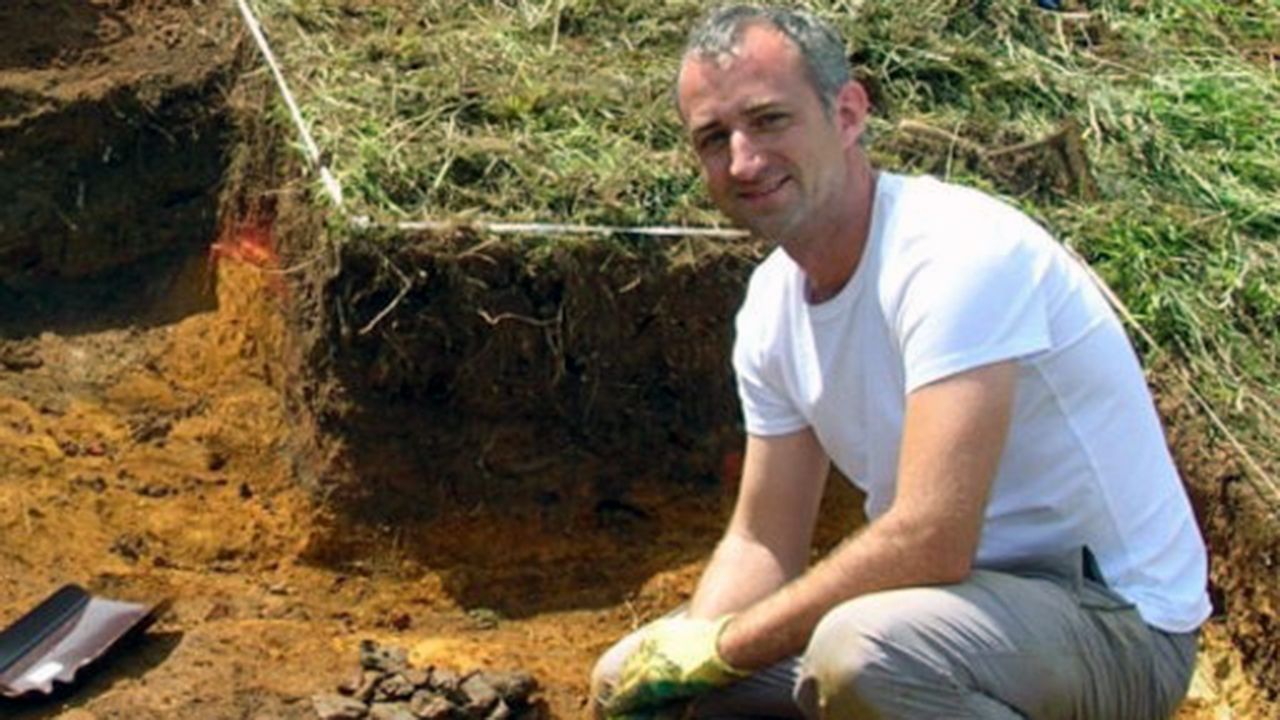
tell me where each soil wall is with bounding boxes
[284,228,764,524]
[0,0,238,329]
[275,211,1280,704]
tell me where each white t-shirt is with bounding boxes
[733,172,1210,633]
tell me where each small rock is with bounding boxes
[129,415,172,443]
[429,668,462,695]
[37,398,68,415]
[137,482,172,498]
[485,699,511,720]
[71,475,107,493]
[460,674,499,714]
[0,341,43,371]
[204,602,233,621]
[338,668,365,696]
[368,702,416,720]
[110,534,146,562]
[403,668,431,689]
[312,693,368,720]
[360,640,410,674]
[410,693,458,720]
[354,670,385,703]
[483,671,537,704]
[376,673,416,701]
[466,608,501,630]
[207,450,229,471]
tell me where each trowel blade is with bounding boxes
[0,584,162,698]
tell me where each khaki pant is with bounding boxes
[591,550,1197,719]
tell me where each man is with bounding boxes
[592,5,1209,720]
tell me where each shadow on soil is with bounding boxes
[0,631,183,719]
[306,486,727,621]
[0,250,216,340]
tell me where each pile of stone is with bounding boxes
[312,640,543,720]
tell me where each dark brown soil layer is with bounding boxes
[284,227,766,528]
[0,0,238,303]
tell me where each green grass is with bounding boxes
[251,0,1280,497]
[256,0,713,225]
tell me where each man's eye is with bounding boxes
[758,113,787,128]
[698,132,728,150]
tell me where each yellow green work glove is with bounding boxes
[601,615,750,719]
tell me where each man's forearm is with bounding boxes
[715,363,1014,671]
[716,510,967,670]
[689,532,802,620]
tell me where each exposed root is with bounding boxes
[896,118,1099,200]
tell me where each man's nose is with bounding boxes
[728,131,765,181]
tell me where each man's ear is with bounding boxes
[835,80,870,148]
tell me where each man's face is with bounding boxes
[676,25,862,243]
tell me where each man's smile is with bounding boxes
[736,175,791,203]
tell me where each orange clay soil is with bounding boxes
[0,251,1271,720]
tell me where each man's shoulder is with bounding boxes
[877,173,1052,271]
[883,173,1028,232]
[872,174,1067,319]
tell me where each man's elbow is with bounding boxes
[930,548,976,585]
[890,515,978,585]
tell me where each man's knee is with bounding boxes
[798,590,970,718]
[800,594,898,716]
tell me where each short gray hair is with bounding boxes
[681,5,850,113]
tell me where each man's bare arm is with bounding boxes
[689,428,830,619]
[716,360,1018,670]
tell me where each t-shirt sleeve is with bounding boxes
[732,307,809,437]
[892,230,1053,393]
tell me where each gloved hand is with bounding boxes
[601,615,749,718]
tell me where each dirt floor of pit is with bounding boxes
[0,251,1272,719]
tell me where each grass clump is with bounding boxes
[251,0,1279,503]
